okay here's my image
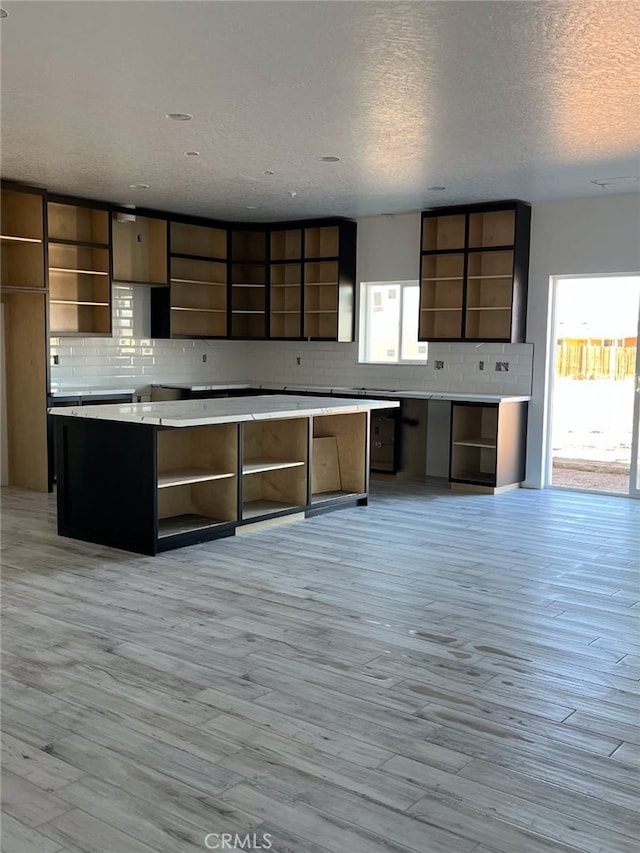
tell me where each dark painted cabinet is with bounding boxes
[419,200,531,342]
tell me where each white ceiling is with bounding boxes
[2,1,640,222]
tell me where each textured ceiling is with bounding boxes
[1,1,639,221]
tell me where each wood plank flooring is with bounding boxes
[1,480,639,853]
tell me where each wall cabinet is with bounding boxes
[420,201,531,342]
[47,200,112,336]
[231,229,267,339]
[167,220,228,339]
[449,400,527,492]
[112,213,168,286]
[1,182,49,491]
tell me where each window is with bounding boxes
[358,280,428,364]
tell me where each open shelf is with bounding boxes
[450,404,498,485]
[48,202,109,245]
[312,413,366,498]
[2,189,45,291]
[422,213,466,252]
[158,512,232,539]
[158,468,235,488]
[171,221,227,259]
[305,226,339,258]
[271,229,301,261]
[242,500,301,520]
[468,209,515,248]
[232,230,266,263]
[157,424,238,535]
[242,419,308,515]
[243,459,305,475]
[420,202,529,342]
[112,214,167,284]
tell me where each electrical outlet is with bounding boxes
[202,354,207,363]
[434,360,444,370]
[479,360,484,371]
[495,361,510,372]
[52,354,59,365]
[296,356,301,366]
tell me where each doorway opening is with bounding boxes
[549,275,640,496]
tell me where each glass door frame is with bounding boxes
[547,273,640,499]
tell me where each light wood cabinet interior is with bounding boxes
[1,290,48,490]
[48,203,109,245]
[312,412,366,497]
[305,226,339,258]
[171,221,227,259]
[271,229,301,261]
[242,418,308,516]
[157,423,238,535]
[112,214,167,284]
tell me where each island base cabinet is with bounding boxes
[52,397,387,555]
[241,418,308,521]
[55,417,157,554]
[310,412,369,506]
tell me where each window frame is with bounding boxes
[358,279,427,365]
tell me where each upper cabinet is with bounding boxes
[48,199,111,336]
[1,186,46,290]
[269,220,356,342]
[230,229,267,339]
[419,201,531,342]
[112,212,168,286]
[168,220,228,339]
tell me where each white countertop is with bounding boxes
[155,382,530,404]
[49,388,137,398]
[49,394,399,427]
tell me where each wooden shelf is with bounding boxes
[158,468,235,488]
[171,307,225,314]
[310,490,360,503]
[171,277,226,286]
[0,234,42,244]
[466,306,511,311]
[242,500,300,519]
[50,299,109,306]
[421,307,462,312]
[158,513,231,538]
[50,267,108,276]
[467,274,512,280]
[243,459,305,475]
[453,438,496,448]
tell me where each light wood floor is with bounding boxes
[1,480,639,853]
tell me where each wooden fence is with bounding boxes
[556,338,637,380]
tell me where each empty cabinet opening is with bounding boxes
[312,412,366,500]
[156,424,238,536]
[242,419,308,517]
[450,405,498,485]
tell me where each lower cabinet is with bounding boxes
[54,410,371,555]
[157,423,238,538]
[449,401,527,492]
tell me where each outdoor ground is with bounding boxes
[551,377,635,494]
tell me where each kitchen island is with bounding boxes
[50,394,398,555]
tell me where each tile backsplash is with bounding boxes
[50,285,533,397]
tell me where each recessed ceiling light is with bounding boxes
[427,186,446,191]
[184,151,200,157]
[129,183,150,190]
[246,205,258,210]
[0,9,8,18]
[319,156,340,162]
[288,191,297,198]
[263,170,275,176]
[165,113,193,121]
